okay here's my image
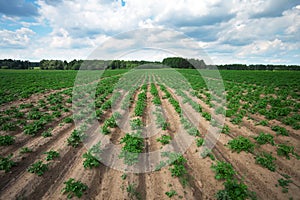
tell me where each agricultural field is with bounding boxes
[0,69,299,200]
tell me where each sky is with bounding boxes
[0,0,299,64]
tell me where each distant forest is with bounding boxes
[0,58,299,70]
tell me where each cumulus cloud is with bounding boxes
[0,0,299,64]
[0,27,35,48]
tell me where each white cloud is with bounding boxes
[0,0,299,64]
[0,27,35,48]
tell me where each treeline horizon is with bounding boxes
[0,58,299,70]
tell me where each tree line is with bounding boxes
[1,58,299,70]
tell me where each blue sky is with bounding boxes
[0,0,299,64]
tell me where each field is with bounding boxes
[0,69,299,200]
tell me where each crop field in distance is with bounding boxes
[0,68,299,200]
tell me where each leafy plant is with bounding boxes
[27,161,48,176]
[254,132,275,145]
[67,130,84,147]
[44,150,60,161]
[126,183,141,200]
[211,161,236,180]
[227,136,255,153]
[63,117,73,123]
[255,152,276,171]
[121,173,127,180]
[0,154,16,172]
[272,126,289,136]
[130,118,143,130]
[119,133,144,165]
[221,125,230,134]
[101,124,110,135]
[83,151,100,169]
[276,175,293,193]
[216,179,256,200]
[196,138,204,147]
[20,147,32,153]
[277,144,294,159]
[256,120,268,126]
[62,178,88,199]
[201,148,215,160]
[165,189,177,198]
[42,129,52,138]
[0,135,15,146]
[157,135,172,145]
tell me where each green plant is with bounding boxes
[216,179,256,200]
[211,161,236,180]
[157,135,172,145]
[0,154,16,172]
[63,117,73,123]
[227,136,255,153]
[44,150,60,161]
[121,173,127,180]
[276,175,293,193]
[277,144,294,159]
[27,161,48,176]
[83,151,100,169]
[255,152,276,171]
[20,147,32,153]
[272,126,289,136]
[221,125,230,134]
[42,129,52,138]
[130,118,143,130]
[256,120,268,126]
[67,130,84,147]
[101,124,110,135]
[254,132,275,145]
[201,148,215,160]
[62,178,88,199]
[119,133,144,165]
[169,155,187,177]
[196,138,204,147]
[165,189,177,198]
[0,135,15,146]
[202,112,211,121]
[126,183,141,200]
